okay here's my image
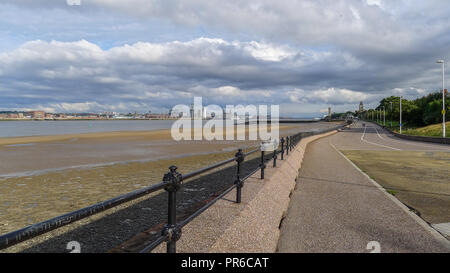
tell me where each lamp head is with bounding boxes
[437,60,444,64]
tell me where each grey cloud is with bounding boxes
[0,1,448,115]
[0,37,447,114]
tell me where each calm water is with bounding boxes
[0,118,319,138]
[0,120,176,137]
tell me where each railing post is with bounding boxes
[162,165,183,253]
[289,136,292,152]
[273,148,277,167]
[234,149,245,203]
[280,137,285,160]
[286,136,289,155]
[260,149,265,179]
[289,136,291,151]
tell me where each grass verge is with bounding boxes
[342,150,450,224]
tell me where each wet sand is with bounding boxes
[1,150,266,253]
[0,123,335,177]
[0,149,260,236]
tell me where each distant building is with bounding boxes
[359,101,364,112]
[144,113,170,119]
[31,111,45,119]
[170,108,188,118]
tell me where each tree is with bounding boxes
[375,91,449,128]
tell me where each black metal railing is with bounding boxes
[0,123,348,253]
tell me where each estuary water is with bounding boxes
[0,119,317,138]
[0,120,175,138]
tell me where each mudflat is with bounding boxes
[0,123,334,176]
[0,149,260,236]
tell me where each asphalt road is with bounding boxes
[277,121,450,253]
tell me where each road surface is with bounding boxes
[277,121,450,252]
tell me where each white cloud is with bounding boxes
[288,87,373,105]
[238,41,295,62]
[51,102,102,112]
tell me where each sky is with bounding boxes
[0,0,448,117]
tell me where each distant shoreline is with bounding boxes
[0,118,178,121]
[0,117,320,122]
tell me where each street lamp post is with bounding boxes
[383,106,385,126]
[390,101,393,127]
[437,60,446,138]
[400,96,402,134]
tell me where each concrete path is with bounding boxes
[277,121,450,253]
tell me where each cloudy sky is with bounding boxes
[0,0,448,117]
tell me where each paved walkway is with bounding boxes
[277,122,450,253]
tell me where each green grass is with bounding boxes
[386,189,398,196]
[400,122,450,138]
[367,119,450,138]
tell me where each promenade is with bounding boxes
[277,121,450,252]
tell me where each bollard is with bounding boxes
[280,137,285,160]
[260,150,265,179]
[234,149,245,203]
[162,165,183,253]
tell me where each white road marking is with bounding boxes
[360,126,401,151]
[374,126,450,151]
